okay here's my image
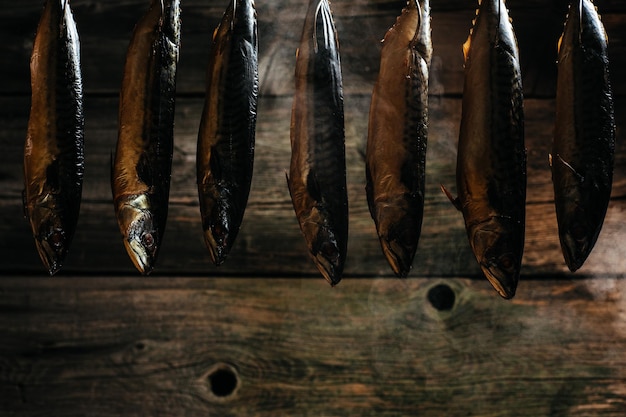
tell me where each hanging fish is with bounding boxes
[551,0,615,272]
[197,0,258,266]
[442,0,526,299]
[111,0,181,275]
[287,0,348,286]
[365,0,431,278]
[23,0,84,275]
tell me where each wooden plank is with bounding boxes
[1,0,624,97]
[1,276,626,416]
[2,95,626,277]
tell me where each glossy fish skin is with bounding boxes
[112,0,181,275]
[447,0,526,299]
[287,0,348,286]
[197,0,258,266]
[552,0,615,272]
[365,0,431,278]
[24,0,84,276]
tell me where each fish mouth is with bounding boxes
[124,238,154,275]
[480,261,518,299]
[34,239,64,276]
[34,227,68,276]
[203,229,228,266]
[559,225,593,273]
[472,225,521,299]
[313,253,342,286]
[381,238,414,278]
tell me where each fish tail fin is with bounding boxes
[440,184,462,211]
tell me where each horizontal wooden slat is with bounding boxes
[2,95,626,277]
[1,0,624,97]
[1,276,626,416]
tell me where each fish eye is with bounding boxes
[399,228,418,247]
[142,232,155,249]
[497,254,516,273]
[569,223,587,243]
[211,223,228,243]
[45,229,65,249]
[319,241,339,261]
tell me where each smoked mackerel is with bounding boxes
[197,0,258,266]
[112,0,181,275]
[366,0,431,278]
[552,0,615,272]
[24,0,84,275]
[443,0,526,299]
[287,0,348,286]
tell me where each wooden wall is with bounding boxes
[1,0,626,415]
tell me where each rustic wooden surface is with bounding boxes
[2,276,626,416]
[1,0,626,415]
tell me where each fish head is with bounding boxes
[557,202,600,272]
[28,195,71,275]
[117,195,159,275]
[200,196,239,266]
[310,224,344,287]
[375,204,421,278]
[470,216,522,299]
[298,209,345,286]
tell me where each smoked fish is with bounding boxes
[365,0,431,278]
[197,0,258,266]
[112,0,181,275]
[24,0,84,275]
[287,0,348,286]
[552,0,615,272]
[443,0,526,299]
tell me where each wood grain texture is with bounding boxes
[2,1,626,414]
[1,276,626,416]
[2,95,626,277]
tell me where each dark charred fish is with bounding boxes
[551,0,615,272]
[365,0,431,278]
[442,0,526,299]
[287,0,348,286]
[24,0,84,275]
[197,0,258,266]
[112,0,181,275]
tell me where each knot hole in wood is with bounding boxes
[207,363,240,399]
[427,283,456,311]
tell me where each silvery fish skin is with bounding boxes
[197,0,258,266]
[112,0,181,275]
[552,0,615,272]
[444,0,526,299]
[287,0,348,286]
[366,0,431,278]
[24,0,84,276]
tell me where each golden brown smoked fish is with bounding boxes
[197,0,258,266]
[551,0,615,272]
[287,0,348,286]
[366,0,431,277]
[112,0,181,275]
[443,0,526,299]
[24,0,83,275]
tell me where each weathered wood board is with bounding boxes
[2,277,626,416]
[2,0,626,415]
[2,95,626,277]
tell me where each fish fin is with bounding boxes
[555,154,585,182]
[440,184,462,211]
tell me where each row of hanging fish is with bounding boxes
[23,0,615,300]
